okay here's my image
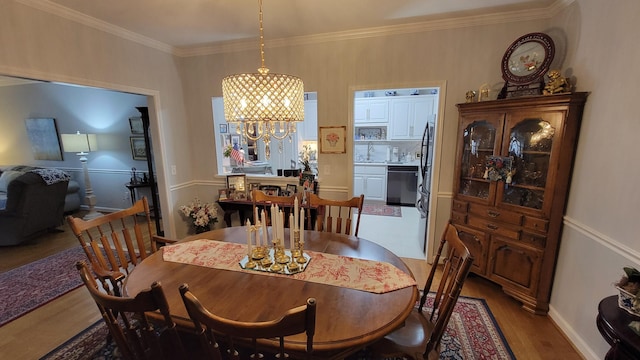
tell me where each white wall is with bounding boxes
[1,1,639,357]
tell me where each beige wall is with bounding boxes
[1,0,639,358]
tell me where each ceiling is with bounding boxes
[42,0,557,50]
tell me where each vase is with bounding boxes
[195,225,211,234]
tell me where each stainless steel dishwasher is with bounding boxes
[386,165,418,206]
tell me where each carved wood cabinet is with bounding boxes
[451,93,588,314]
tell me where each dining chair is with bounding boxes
[75,261,190,360]
[66,196,175,296]
[305,193,364,237]
[179,283,317,360]
[251,188,299,227]
[368,223,474,360]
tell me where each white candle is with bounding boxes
[294,197,299,230]
[300,209,305,244]
[254,207,258,227]
[245,219,252,255]
[271,205,276,242]
[289,213,294,249]
[261,209,268,245]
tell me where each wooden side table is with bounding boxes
[597,295,640,360]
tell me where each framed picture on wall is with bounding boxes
[319,126,346,154]
[130,136,147,160]
[24,118,63,161]
[219,124,228,134]
[129,117,144,134]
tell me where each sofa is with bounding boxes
[0,166,70,246]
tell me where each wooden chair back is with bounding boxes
[306,193,364,236]
[251,189,298,227]
[76,261,186,360]
[369,223,474,359]
[179,283,316,360]
[66,197,175,295]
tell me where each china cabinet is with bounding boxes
[450,92,588,314]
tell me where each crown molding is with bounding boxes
[16,0,575,58]
[16,0,173,54]
[176,3,569,57]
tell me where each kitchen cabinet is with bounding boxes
[389,95,436,140]
[353,165,386,201]
[354,99,389,123]
[450,93,588,314]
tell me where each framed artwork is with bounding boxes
[249,183,261,199]
[286,184,297,196]
[218,188,228,200]
[130,136,147,160]
[319,126,346,154]
[24,118,63,161]
[259,185,281,196]
[231,135,241,148]
[129,117,144,134]
[219,124,228,134]
[226,174,247,197]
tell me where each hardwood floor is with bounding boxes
[0,217,583,360]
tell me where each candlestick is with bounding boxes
[245,219,256,269]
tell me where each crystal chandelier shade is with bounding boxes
[221,0,304,159]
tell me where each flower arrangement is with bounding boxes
[615,266,640,316]
[483,156,514,183]
[223,144,233,158]
[179,198,218,234]
[299,144,316,172]
[325,132,340,146]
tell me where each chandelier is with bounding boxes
[222,0,305,160]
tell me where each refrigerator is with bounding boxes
[416,118,434,252]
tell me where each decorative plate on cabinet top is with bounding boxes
[501,32,555,85]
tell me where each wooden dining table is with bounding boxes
[125,227,419,359]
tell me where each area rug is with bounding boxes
[41,294,515,360]
[360,203,402,217]
[0,246,86,326]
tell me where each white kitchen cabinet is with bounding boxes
[389,95,436,140]
[353,165,386,201]
[354,99,389,123]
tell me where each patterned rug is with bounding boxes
[0,246,86,326]
[360,204,402,217]
[40,294,515,360]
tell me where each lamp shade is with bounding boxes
[61,132,98,153]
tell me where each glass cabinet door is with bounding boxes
[497,112,562,214]
[457,115,503,202]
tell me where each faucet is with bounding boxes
[367,142,374,161]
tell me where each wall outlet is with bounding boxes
[415,152,421,158]
[323,165,331,175]
[171,165,177,175]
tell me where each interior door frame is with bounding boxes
[348,80,447,263]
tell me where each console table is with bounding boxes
[597,295,640,359]
[125,182,151,206]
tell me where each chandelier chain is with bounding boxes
[259,0,265,70]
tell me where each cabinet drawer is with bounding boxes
[450,211,467,224]
[469,203,522,226]
[452,199,468,212]
[468,216,520,240]
[523,216,549,232]
[354,165,386,175]
[520,232,546,249]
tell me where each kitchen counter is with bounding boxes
[354,160,420,167]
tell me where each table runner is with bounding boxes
[162,239,416,294]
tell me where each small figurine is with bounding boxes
[543,69,571,95]
[505,169,516,184]
[465,90,476,103]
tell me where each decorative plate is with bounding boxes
[501,32,555,85]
